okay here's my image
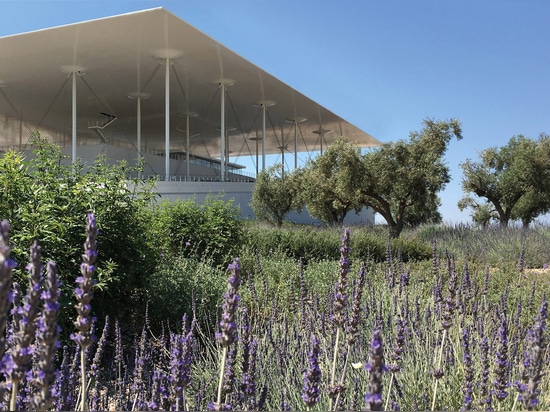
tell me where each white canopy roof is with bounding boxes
[0,8,379,166]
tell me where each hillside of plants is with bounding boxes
[0,135,549,411]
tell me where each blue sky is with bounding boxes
[2,0,550,224]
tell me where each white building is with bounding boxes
[0,8,380,225]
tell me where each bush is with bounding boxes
[153,195,244,266]
[0,138,158,326]
[145,255,226,326]
[243,224,432,264]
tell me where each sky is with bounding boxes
[2,0,550,224]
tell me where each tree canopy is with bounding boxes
[250,164,302,228]
[299,139,364,225]
[359,118,462,238]
[459,134,550,228]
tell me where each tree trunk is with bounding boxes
[388,220,404,239]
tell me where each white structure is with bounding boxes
[0,8,380,224]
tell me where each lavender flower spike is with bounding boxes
[333,228,351,327]
[518,296,548,410]
[72,213,99,412]
[364,329,386,412]
[218,258,241,348]
[72,213,98,349]
[213,258,242,411]
[302,334,322,409]
[7,241,44,384]
[0,219,16,364]
[31,261,61,412]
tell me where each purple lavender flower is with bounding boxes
[6,241,44,387]
[170,315,194,410]
[71,213,98,350]
[0,219,16,365]
[90,316,109,383]
[347,262,367,347]
[364,329,386,411]
[493,314,509,402]
[333,228,351,328]
[218,258,241,348]
[388,317,406,373]
[241,338,257,409]
[222,344,238,397]
[517,296,547,410]
[477,336,492,410]
[302,334,321,408]
[461,325,474,411]
[31,261,61,411]
[70,213,99,412]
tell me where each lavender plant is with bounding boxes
[0,220,15,370]
[514,296,548,410]
[31,261,61,411]
[328,228,351,411]
[364,329,386,411]
[5,241,44,411]
[302,334,321,410]
[211,258,241,411]
[71,213,98,411]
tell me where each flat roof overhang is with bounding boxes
[0,7,380,165]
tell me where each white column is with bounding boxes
[220,83,226,182]
[137,96,142,178]
[186,114,190,179]
[165,58,170,181]
[262,104,266,171]
[294,121,298,169]
[71,71,77,163]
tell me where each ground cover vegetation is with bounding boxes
[0,133,549,410]
[0,206,549,410]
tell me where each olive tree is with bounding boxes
[459,134,550,228]
[250,163,303,228]
[360,118,462,238]
[300,138,364,225]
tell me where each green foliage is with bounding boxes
[145,255,226,325]
[0,137,158,322]
[154,195,243,266]
[242,224,432,264]
[295,119,461,237]
[360,118,462,238]
[460,134,550,227]
[299,138,364,225]
[250,163,303,228]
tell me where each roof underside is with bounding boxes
[0,8,380,164]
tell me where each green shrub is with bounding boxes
[145,255,226,326]
[0,138,158,326]
[154,195,243,266]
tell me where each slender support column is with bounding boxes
[72,71,77,163]
[165,58,170,181]
[281,125,285,180]
[286,117,306,170]
[255,134,259,175]
[262,104,266,171]
[313,128,330,156]
[128,92,150,179]
[294,121,298,169]
[186,114,190,179]
[220,83,226,182]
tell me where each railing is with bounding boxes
[136,174,255,183]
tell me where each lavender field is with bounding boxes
[0,215,549,411]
